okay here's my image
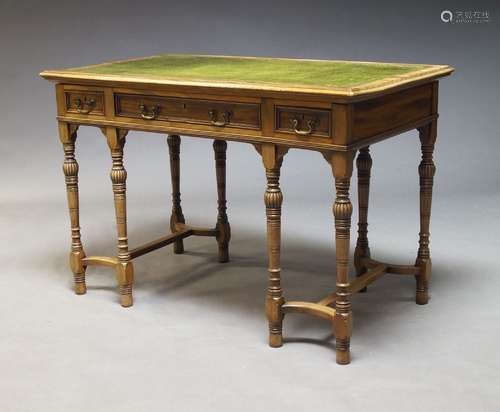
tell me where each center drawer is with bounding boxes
[115,93,261,130]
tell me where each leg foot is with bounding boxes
[216,218,231,263]
[171,214,185,255]
[70,250,86,295]
[74,274,87,295]
[266,293,284,348]
[415,290,428,305]
[415,258,431,305]
[217,241,230,263]
[335,337,351,365]
[117,262,134,308]
[173,243,184,254]
[119,286,133,307]
[269,329,283,348]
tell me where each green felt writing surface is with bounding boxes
[69,55,428,89]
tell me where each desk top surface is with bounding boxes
[41,54,453,97]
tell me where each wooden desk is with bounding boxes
[41,55,453,364]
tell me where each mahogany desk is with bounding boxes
[41,55,453,364]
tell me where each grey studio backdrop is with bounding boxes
[0,1,499,411]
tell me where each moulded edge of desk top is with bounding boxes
[40,63,454,101]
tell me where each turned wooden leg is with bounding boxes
[213,140,231,263]
[167,134,186,254]
[327,151,355,365]
[104,127,134,307]
[259,144,288,348]
[354,147,372,293]
[416,122,437,305]
[59,123,87,295]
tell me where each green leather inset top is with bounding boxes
[68,54,429,89]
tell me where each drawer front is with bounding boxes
[115,94,261,129]
[275,106,331,138]
[65,91,105,115]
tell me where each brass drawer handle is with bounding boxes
[139,104,160,120]
[209,109,231,127]
[75,98,96,114]
[292,118,316,136]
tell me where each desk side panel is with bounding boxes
[351,83,434,142]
